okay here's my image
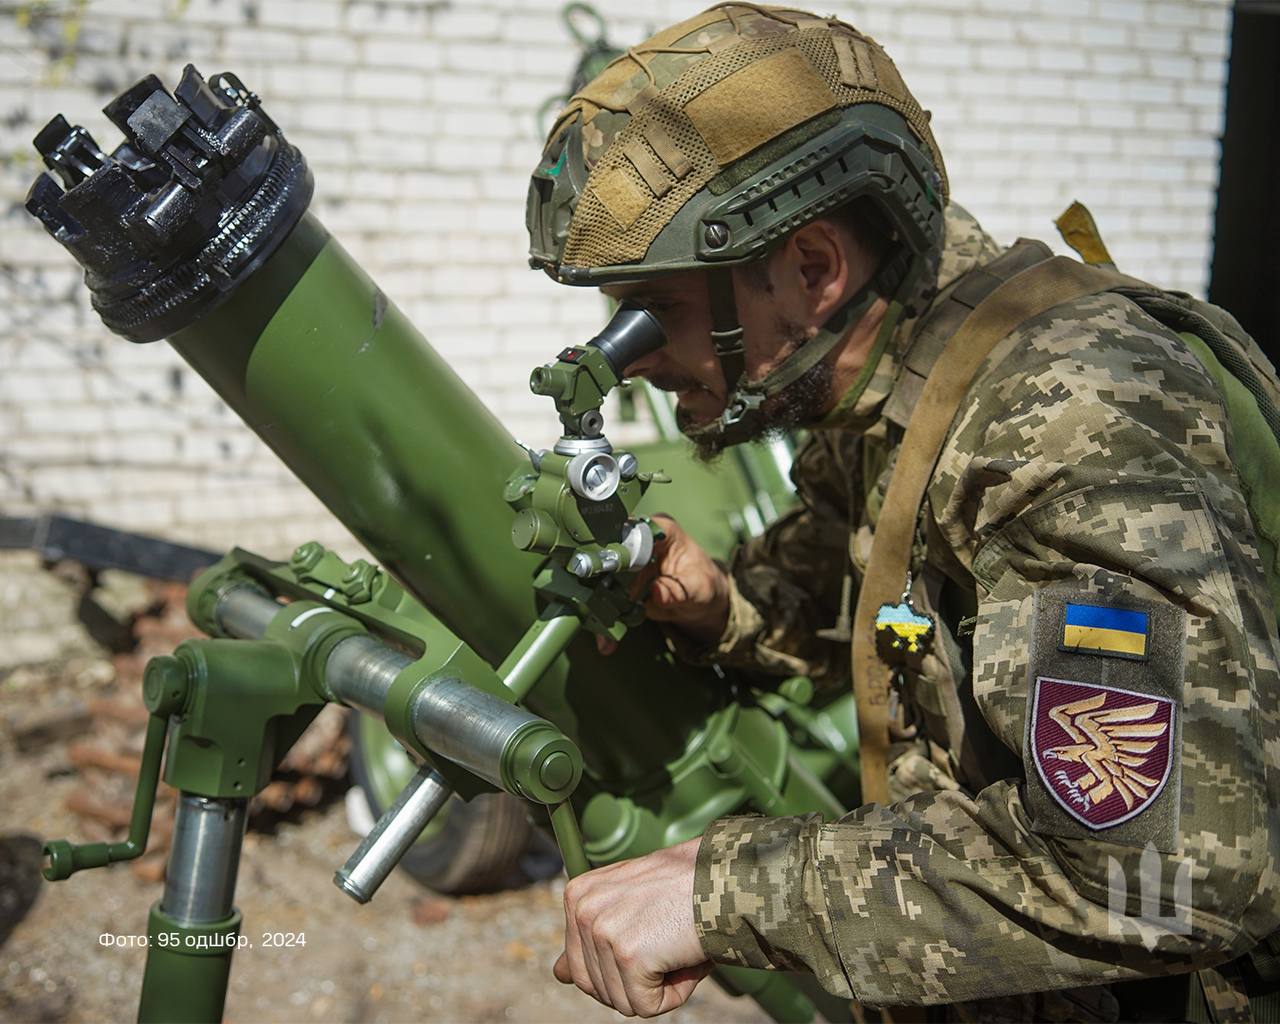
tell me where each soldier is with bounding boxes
[525,4,1280,1020]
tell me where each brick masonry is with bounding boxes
[0,0,1232,592]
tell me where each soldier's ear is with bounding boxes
[781,219,849,322]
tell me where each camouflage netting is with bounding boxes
[543,3,948,270]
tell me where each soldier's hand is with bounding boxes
[553,837,712,1017]
[598,513,730,654]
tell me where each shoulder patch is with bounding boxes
[1030,677,1175,828]
[1023,588,1185,851]
[1060,601,1149,660]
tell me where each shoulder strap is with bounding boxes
[882,238,1056,430]
[853,255,1138,804]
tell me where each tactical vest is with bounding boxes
[856,229,1280,1023]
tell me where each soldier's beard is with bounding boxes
[664,318,834,463]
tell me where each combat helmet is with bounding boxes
[527,3,949,443]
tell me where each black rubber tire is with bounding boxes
[347,713,533,895]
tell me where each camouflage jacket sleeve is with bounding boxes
[693,292,1280,1006]
[689,431,857,686]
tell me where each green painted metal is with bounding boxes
[50,570,597,1019]
[506,449,651,568]
[174,218,828,818]
[42,713,167,880]
[550,800,591,878]
[351,413,806,863]
[632,383,801,551]
[715,965,817,1024]
[159,640,322,798]
[498,715,584,806]
[45,204,859,1023]
[352,609,582,851]
[138,903,241,1024]
[27,63,859,1020]
[758,686,862,810]
[168,214,538,666]
[496,612,582,701]
[351,424,806,860]
[351,713,448,842]
[167,217,744,803]
[631,438,760,556]
[528,343,617,427]
[190,556,587,814]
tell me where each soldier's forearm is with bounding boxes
[692,813,854,998]
[692,785,1266,1008]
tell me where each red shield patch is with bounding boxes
[1030,677,1175,829]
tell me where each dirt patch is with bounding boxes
[1,647,770,1023]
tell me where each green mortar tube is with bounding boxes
[162,213,736,794]
[26,72,858,1023]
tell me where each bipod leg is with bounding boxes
[137,794,248,1024]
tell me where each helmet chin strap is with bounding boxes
[707,266,748,409]
[700,262,893,446]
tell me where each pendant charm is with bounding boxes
[874,574,935,658]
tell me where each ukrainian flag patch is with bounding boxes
[1061,602,1149,660]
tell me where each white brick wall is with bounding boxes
[0,0,1232,565]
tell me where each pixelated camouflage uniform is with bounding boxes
[690,203,1280,1020]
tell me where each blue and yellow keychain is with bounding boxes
[875,572,935,657]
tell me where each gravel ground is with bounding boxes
[1,663,770,1024]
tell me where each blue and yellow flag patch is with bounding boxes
[1060,602,1149,659]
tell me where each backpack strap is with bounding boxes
[1120,289,1280,446]
[853,254,1140,804]
[882,238,1057,430]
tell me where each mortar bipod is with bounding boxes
[39,570,592,1023]
[203,582,592,898]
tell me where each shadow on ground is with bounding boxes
[0,833,44,948]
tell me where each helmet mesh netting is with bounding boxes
[561,17,947,270]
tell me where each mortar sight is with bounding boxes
[586,302,665,376]
[25,65,311,344]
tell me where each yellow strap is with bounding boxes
[852,256,1128,804]
[1055,200,1116,269]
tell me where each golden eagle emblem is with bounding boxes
[1042,691,1169,811]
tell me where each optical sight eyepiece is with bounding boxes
[586,302,666,376]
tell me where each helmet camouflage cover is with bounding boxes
[527,3,949,299]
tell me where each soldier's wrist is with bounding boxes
[692,813,825,969]
[662,569,739,665]
[680,569,732,646]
